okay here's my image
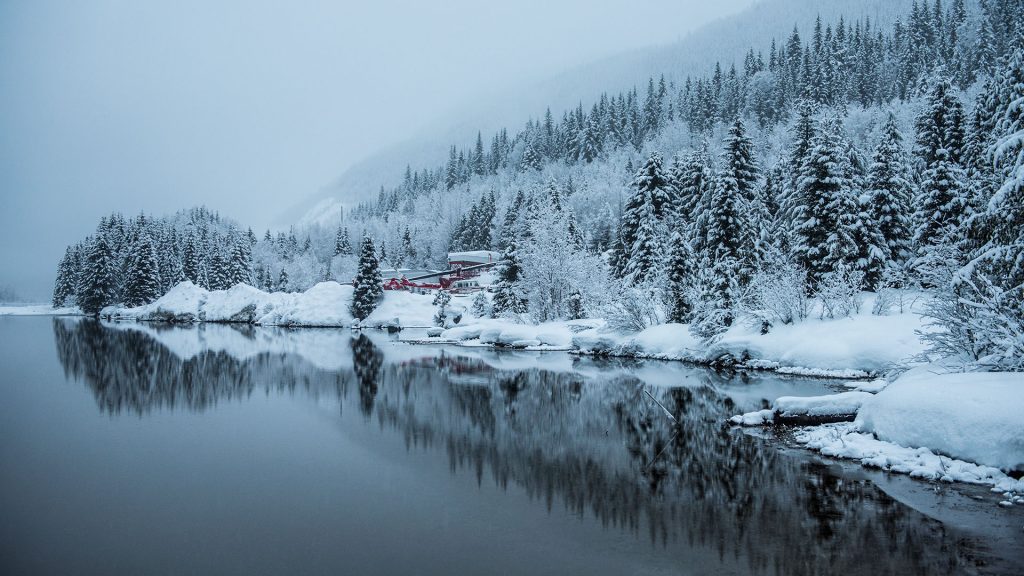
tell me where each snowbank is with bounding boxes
[729,391,873,425]
[574,303,928,377]
[105,281,437,328]
[797,423,1024,496]
[856,367,1024,472]
[435,318,602,350]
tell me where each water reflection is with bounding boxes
[52,319,978,575]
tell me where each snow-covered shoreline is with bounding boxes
[731,363,1024,502]
[98,281,935,380]
[46,281,1024,501]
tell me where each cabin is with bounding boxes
[447,251,501,279]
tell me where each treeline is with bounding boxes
[52,207,352,314]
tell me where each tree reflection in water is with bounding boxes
[53,318,980,575]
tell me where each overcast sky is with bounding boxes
[0,0,755,299]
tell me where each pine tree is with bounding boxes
[665,231,694,323]
[78,235,117,315]
[623,186,663,284]
[913,152,970,265]
[277,269,289,293]
[723,117,759,203]
[866,113,914,264]
[350,236,383,321]
[491,239,527,315]
[793,115,862,287]
[335,227,353,256]
[123,233,161,307]
[914,76,966,168]
[52,247,77,307]
[227,237,253,286]
[182,231,201,285]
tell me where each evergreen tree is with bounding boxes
[350,236,383,321]
[722,117,759,203]
[491,239,527,315]
[914,76,966,168]
[866,113,914,264]
[277,269,289,293]
[52,247,77,307]
[665,231,694,323]
[793,115,862,287]
[182,231,201,285]
[78,235,117,315]
[335,227,352,256]
[227,237,253,286]
[123,233,161,307]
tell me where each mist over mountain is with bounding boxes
[288,0,914,227]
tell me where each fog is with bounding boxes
[0,0,754,299]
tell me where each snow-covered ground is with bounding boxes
[0,304,80,316]
[105,281,437,328]
[574,294,930,377]
[107,282,933,379]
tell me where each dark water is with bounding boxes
[0,316,1018,575]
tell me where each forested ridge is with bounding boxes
[54,0,1024,369]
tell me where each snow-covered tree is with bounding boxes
[123,233,161,307]
[793,115,861,287]
[78,235,117,315]
[866,113,914,264]
[350,236,383,321]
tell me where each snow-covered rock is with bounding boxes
[856,367,1024,472]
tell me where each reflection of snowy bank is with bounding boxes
[731,363,1024,502]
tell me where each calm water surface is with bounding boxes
[0,316,1020,575]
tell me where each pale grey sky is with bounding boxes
[0,0,755,299]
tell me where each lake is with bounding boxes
[1,316,1020,575]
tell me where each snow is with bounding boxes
[0,304,80,316]
[448,250,501,264]
[435,318,602,350]
[729,391,872,425]
[796,423,1024,495]
[774,391,874,417]
[856,367,1024,473]
[574,300,928,377]
[105,281,437,328]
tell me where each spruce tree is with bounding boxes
[227,237,253,287]
[182,231,201,285]
[52,247,77,307]
[123,234,161,307]
[350,236,383,321]
[335,227,352,256]
[491,239,527,315]
[78,235,117,315]
[666,231,694,323]
[793,115,862,287]
[277,269,289,293]
[866,113,914,264]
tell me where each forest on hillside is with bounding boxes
[53,0,1024,370]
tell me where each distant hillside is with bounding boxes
[287,0,915,228]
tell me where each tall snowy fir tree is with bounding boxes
[350,236,383,321]
[665,231,694,323]
[123,233,161,307]
[793,115,862,287]
[491,239,526,316]
[78,234,117,315]
[52,247,77,307]
[866,113,914,265]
